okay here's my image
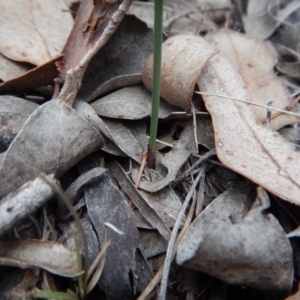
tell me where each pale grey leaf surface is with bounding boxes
[0,100,104,199]
[177,187,293,294]
[0,96,39,146]
[91,85,176,120]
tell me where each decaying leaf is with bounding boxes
[136,121,198,192]
[207,28,299,130]
[198,51,300,204]
[108,160,171,241]
[59,217,100,266]
[0,0,73,65]
[84,171,140,299]
[136,168,183,228]
[148,34,300,204]
[0,96,38,147]
[91,85,176,120]
[0,55,63,94]
[177,187,293,295]
[0,239,79,277]
[143,34,218,111]
[0,53,30,82]
[242,0,300,40]
[0,99,104,199]
[78,14,154,102]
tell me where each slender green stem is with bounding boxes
[149,0,163,152]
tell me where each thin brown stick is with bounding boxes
[134,151,147,188]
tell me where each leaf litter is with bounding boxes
[1,0,300,299]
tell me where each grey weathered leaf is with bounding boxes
[77,14,154,102]
[0,239,79,277]
[84,172,139,299]
[0,96,38,146]
[0,99,104,199]
[177,182,254,266]
[137,121,198,192]
[91,85,176,120]
[177,187,293,295]
[108,160,171,241]
[132,168,183,228]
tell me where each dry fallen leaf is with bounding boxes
[0,99,104,199]
[83,170,140,299]
[91,85,175,120]
[0,0,73,65]
[177,187,293,295]
[143,35,218,111]
[207,28,299,130]
[0,238,79,277]
[78,15,154,102]
[198,51,300,204]
[146,34,300,204]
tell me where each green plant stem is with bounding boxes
[149,0,163,153]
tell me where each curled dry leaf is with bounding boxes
[151,34,300,204]
[198,52,300,204]
[177,187,293,295]
[0,0,73,65]
[0,239,79,277]
[0,99,104,199]
[207,28,299,130]
[143,35,218,111]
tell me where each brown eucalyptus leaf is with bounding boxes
[207,28,298,130]
[59,1,134,80]
[0,99,104,199]
[137,121,198,192]
[84,172,139,299]
[77,14,153,102]
[0,0,73,65]
[198,52,300,204]
[0,55,63,93]
[0,238,79,277]
[0,54,30,82]
[0,96,38,147]
[91,85,176,120]
[143,35,218,111]
[178,188,293,295]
